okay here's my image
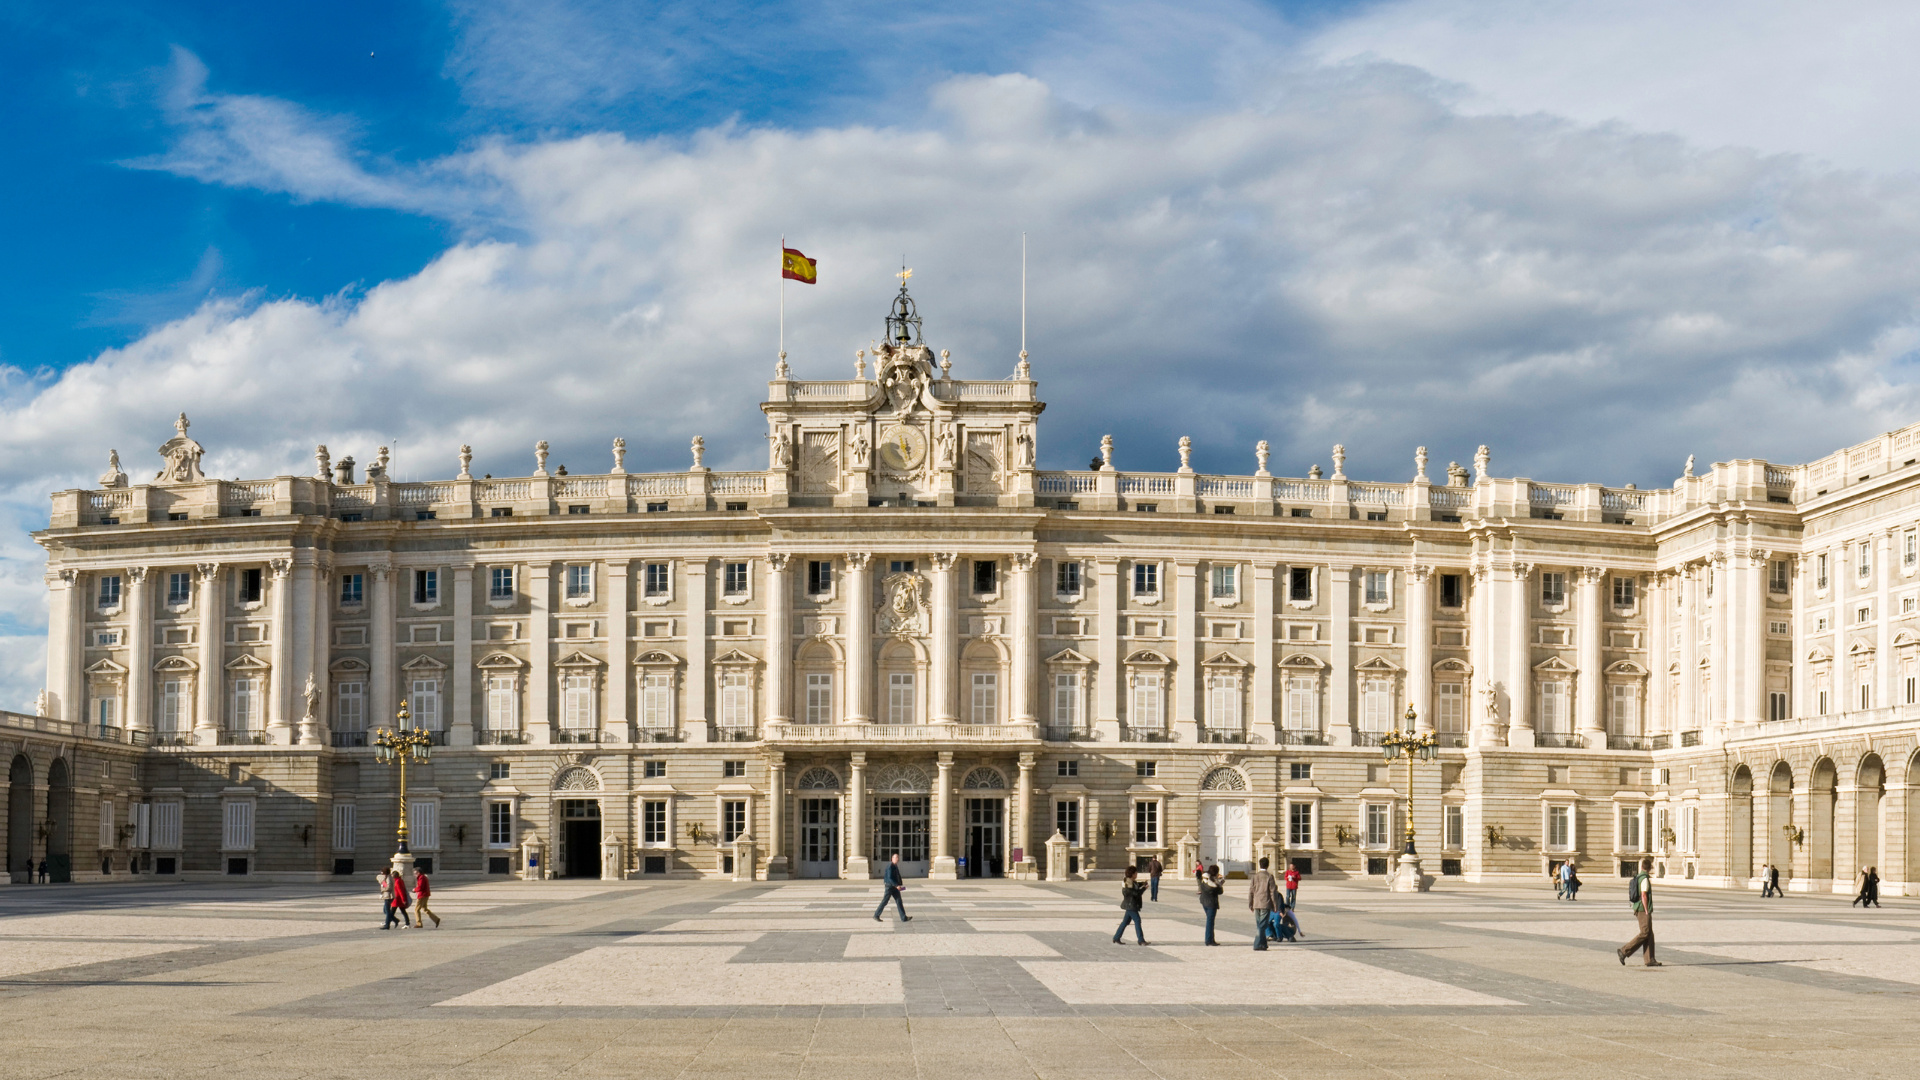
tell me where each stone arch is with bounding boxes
[552,766,601,792]
[870,763,930,793]
[1809,757,1838,882]
[7,754,31,883]
[961,767,1005,790]
[1729,764,1753,881]
[1856,753,1886,877]
[44,756,71,881]
[796,766,841,790]
[1768,761,1794,873]
[1200,766,1247,792]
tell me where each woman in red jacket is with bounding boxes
[384,870,412,930]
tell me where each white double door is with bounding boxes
[1199,800,1252,876]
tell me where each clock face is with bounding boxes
[878,423,927,471]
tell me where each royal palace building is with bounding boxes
[6,283,1918,892]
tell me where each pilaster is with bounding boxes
[1329,565,1353,745]
[684,560,709,741]
[194,562,221,744]
[528,561,552,744]
[450,566,474,746]
[931,751,957,878]
[930,553,959,724]
[126,568,152,736]
[1576,566,1604,746]
[267,558,293,745]
[765,554,791,723]
[844,553,872,723]
[1405,565,1432,732]
[1251,563,1277,744]
[1172,560,1199,743]
[607,559,631,740]
[370,561,396,732]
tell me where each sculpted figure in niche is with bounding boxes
[769,432,792,470]
[935,424,955,467]
[1016,427,1034,468]
[850,428,871,468]
[302,676,322,722]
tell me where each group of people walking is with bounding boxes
[1552,858,1582,900]
[376,866,440,929]
[1111,855,1304,948]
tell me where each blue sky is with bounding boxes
[3,1,1920,705]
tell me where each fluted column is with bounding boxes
[930,553,959,724]
[126,568,152,737]
[1647,571,1669,736]
[268,558,293,744]
[1009,553,1037,726]
[1710,554,1730,731]
[1173,560,1198,741]
[451,566,474,746]
[194,562,221,744]
[765,554,792,723]
[1406,565,1433,732]
[844,553,872,723]
[846,751,869,878]
[1252,562,1277,743]
[683,560,707,740]
[1015,751,1035,875]
[290,557,319,744]
[1576,566,1605,746]
[1745,548,1770,724]
[1095,558,1120,737]
[608,560,630,738]
[765,752,789,879]
[45,568,81,721]
[1834,545,1853,715]
[1679,564,1700,735]
[931,751,957,878]
[1470,566,1500,746]
[370,561,396,732]
[1505,561,1534,747]
[1329,564,1353,745]
[1875,530,1893,710]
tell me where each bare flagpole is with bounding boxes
[1017,232,1031,379]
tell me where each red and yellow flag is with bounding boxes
[782,246,818,284]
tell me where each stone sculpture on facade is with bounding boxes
[1331,444,1347,481]
[334,456,356,485]
[457,445,473,480]
[850,428,871,468]
[879,571,931,637]
[154,413,205,484]
[770,432,792,470]
[1415,446,1428,481]
[315,445,331,481]
[534,441,550,477]
[609,438,626,474]
[691,436,705,469]
[99,450,127,489]
[1255,440,1270,477]
[1178,436,1193,472]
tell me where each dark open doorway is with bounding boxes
[560,799,601,878]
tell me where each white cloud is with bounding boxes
[10,61,1920,711]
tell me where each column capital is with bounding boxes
[269,558,293,579]
[195,561,221,582]
[936,751,954,768]
[929,553,958,572]
[1012,552,1037,572]
[1018,751,1036,769]
[767,751,786,768]
[126,566,149,583]
[1511,562,1533,580]
[766,552,792,572]
[368,561,393,580]
[1577,566,1605,585]
[1407,564,1433,582]
[850,751,867,767]
[844,552,872,570]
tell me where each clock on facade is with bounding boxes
[878,423,927,471]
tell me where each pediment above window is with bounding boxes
[224,653,271,671]
[1279,653,1326,669]
[1356,656,1402,672]
[713,649,761,667]
[635,650,681,666]
[1202,650,1251,668]
[1533,655,1577,673]
[329,656,370,673]
[1045,647,1093,666]
[555,650,605,668]
[84,657,128,676]
[477,651,528,669]
[1124,649,1171,666]
[401,654,448,671]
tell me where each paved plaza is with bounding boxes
[0,877,1916,1078]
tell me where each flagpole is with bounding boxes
[1017,232,1030,379]
[779,237,786,364]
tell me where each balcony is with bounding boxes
[1680,730,1702,747]
[1277,729,1328,746]
[217,729,271,745]
[553,729,603,744]
[714,726,759,742]
[1353,730,1388,747]
[1535,732,1587,749]
[1607,735,1653,751]
[769,722,1035,744]
[634,727,682,743]
[1042,725,1095,742]
[1650,734,1672,750]
[1120,726,1174,743]
[475,729,528,745]
[1199,726,1252,744]
[149,732,191,747]
[331,731,369,748]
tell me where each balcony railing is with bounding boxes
[1535,732,1587,749]
[634,727,682,743]
[554,729,603,744]
[1680,730,1702,747]
[714,725,759,742]
[1353,730,1388,747]
[1650,734,1672,750]
[217,729,270,745]
[332,731,369,748]
[476,729,528,745]
[1277,729,1328,746]
[1607,735,1652,751]
[1199,726,1250,744]
[1042,725,1095,741]
[770,723,1029,742]
[149,733,192,747]
[1120,726,1174,743]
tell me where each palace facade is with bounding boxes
[8,284,1917,893]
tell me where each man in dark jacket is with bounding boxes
[1617,857,1660,967]
[1249,857,1282,951]
[873,853,912,922]
[1197,863,1224,945]
[1147,855,1164,902]
[1112,867,1149,945]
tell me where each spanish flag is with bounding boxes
[782,246,818,284]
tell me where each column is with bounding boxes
[46,569,85,723]
[289,557,318,744]
[1647,572,1669,736]
[1791,555,1809,720]
[1014,751,1036,876]
[608,559,631,738]
[1405,566,1433,732]
[1876,530,1894,710]
[1173,560,1199,741]
[528,561,552,743]
[370,561,395,730]
[930,553,959,723]
[194,562,221,744]
[931,751,957,878]
[126,568,152,737]
[1679,565,1700,736]
[451,566,474,746]
[1576,566,1604,747]
[1329,565,1353,745]
[1745,548,1769,724]
[268,559,293,745]
[1252,562,1277,743]
[1710,554,1731,730]
[313,557,332,738]
[1505,562,1533,747]
[844,554,872,723]
[765,554,791,723]
[846,751,869,878]
[1835,545,1853,715]
[1470,566,1500,745]
[765,752,789,879]
[1095,559,1121,738]
[684,560,709,740]
[1009,553,1038,726]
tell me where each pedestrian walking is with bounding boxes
[1552,861,1564,899]
[1853,866,1881,908]
[1249,856,1282,951]
[413,868,441,928]
[1147,855,1164,902]
[385,869,413,930]
[1112,866,1149,945]
[872,853,912,922]
[1766,863,1782,897]
[1282,862,1300,908]
[36,858,47,884]
[1758,862,1774,897]
[377,869,394,929]
[1196,863,1224,945]
[1562,858,1581,901]
[1616,857,1661,967]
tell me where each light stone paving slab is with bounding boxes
[659,917,896,932]
[1448,918,1920,944]
[0,939,195,978]
[1684,942,1920,985]
[437,945,905,1006]
[1019,945,1521,1006]
[614,931,764,944]
[966,918,1130,932]
[0,914,356,940]
[843,933,1059,957]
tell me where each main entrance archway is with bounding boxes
[558,799,601,879]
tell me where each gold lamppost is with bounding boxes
[373,700,433,874]
[1379,703,1438,891]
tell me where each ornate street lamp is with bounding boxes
[1379,703,1438,892]
[373,700,433,875]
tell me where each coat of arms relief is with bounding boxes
[879,571,931,637]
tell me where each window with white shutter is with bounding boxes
[99,801,115,849]
[640,672,673,729]
[333,803,356,851]
[153,802,182,850]
[223,801,254,851]
[408,801,439,851]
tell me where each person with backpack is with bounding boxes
[1112,866,1149,945]
[1617,857,1660,967]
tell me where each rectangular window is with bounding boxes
[1770,560,1791,593]
[97,575,122,609]
[724,760,746,778]
[158,680,188,733]
[489,762,511,780]
[1437,683,1466,733]
[486,676,518,731]
[336,682,365,732]
[720,671,752,729]
[224,801,254,850]
[1360,678,1393,732]
[237,568,262,604]
[641,672,673,729]
[1135,760,1157,777]
[1365,804,1389,847]
[565,564,591,599]
[807,560,833,595]
[99,801,114,850]
[153,801,182,850]
[1439,573,1463,608]
[1288,566,1313,602]
[332,803,356,852]
[1908,533,1918,569]
[1548,806,1570,849]
[1133,562,1158,596]
[970,673,998,724]
[644,759,667,779]
[1540,572,1566,606]
[1860,541,1873,578]
[1860,681,1873,710]
[1770,690,1790,721]
[489,567,514,600]
[1290,762,1312,780]
[973,559,998,594]
[561,675,594,729]
[1211,565,1237,599]
[887,673,916,724]
[1619,806,1643,852]
[644,562,671,596]
[340,573,364,606]
[1206,673,1241,729]
[643,801,668,845]
[723,562,749,596]
[1609,684,1639,736]
[722,801,747,843]
[805,673,833,724]
[1286,677,1317,730]
[1612,576,1636,607]
[414,569,438,604]
[1057,759,1078,777]
[231,677,261,730]
[1130,672,1164,728]
[1289,802,1314,847]
[1056,799,1081,844]
[890,560,916,575]
[1539,681,1568,734]
[1363,570,1388,605]
[1053,673,1082,728]
[1132,801,1159,846]
[488,802,513,847]
[95,696,119,730]
[411,680,441,731]
[1445,805,1464,849]
[1816,553,1829,590]
[410,802,439,851]
[1056,561,1082,595]
[167,572,192,605]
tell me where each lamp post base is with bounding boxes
[389,850,415,878]
[1389,852,1431,892]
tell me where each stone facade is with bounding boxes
[11,287,1918,892]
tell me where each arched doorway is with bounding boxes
[1810,758,1837,885]
[1729,765,1753,882]
[7,755,31,883]
[45,757,72,883]
[960,766,1007,877]
[1769,762,1794,877]
[1856,754,1885,880]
